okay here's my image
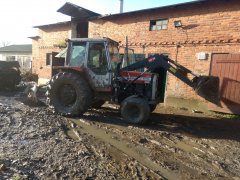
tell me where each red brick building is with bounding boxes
[30,21,71,84]
[32,0,240,113]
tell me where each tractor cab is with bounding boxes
[65,37,120,70]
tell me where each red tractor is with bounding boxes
[47,38,218,124]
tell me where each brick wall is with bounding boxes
[32,24,71,83]
[89,0,240,100]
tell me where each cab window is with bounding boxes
[108,43,120,70]
[69,42,86,66]
[121,49,136,68]
[87,42,108,74]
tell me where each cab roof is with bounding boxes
[69,37,118,45]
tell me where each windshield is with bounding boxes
[108,43,120,69]
[69,42,86,66]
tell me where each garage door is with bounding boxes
[208,54,240,114]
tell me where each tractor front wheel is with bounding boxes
[120,96,150,124]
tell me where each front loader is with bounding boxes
[45,37,219,124]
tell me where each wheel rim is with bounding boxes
[125,104,140,120]
[58,84,77,106]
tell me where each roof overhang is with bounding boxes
[57,2,101,19]
[28,36,40,40]
[33,21,71,28]
[0,45,32,53]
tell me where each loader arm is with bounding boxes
[121,54,197,87]
[120,54,219,104]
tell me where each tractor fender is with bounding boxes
[121,94,147,103]
[52,67,95,91]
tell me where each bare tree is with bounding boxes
[1,41,11,47]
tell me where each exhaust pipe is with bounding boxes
[119,0,123,13]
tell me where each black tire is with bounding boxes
[120,96,150,124]
[47,72,92,116]
[2,68,21,90]
[91,100,105,109]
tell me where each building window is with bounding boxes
[46,53,52,66]
[150,19,168,31]
[6,56,16,61]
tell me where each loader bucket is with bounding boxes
[193,76,220,105]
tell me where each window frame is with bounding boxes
[149,19,168,31]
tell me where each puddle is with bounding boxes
[67,118,179,180]
[175,141,197,153]
[174,141,206,155]
[66,130,81,141]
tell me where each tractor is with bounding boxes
[46,37,219,124]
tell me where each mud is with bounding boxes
[0,91,240,179]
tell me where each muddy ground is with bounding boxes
[0,91,240,180]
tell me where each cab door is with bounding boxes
[85,41,112,92]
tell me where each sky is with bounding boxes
[0,0,194,45]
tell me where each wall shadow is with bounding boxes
[148,112,240,141]
[83,107,240,142]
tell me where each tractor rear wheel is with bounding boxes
[120,96,150,124]
[47,72,92,116]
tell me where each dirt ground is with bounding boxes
[0,91,240,180]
